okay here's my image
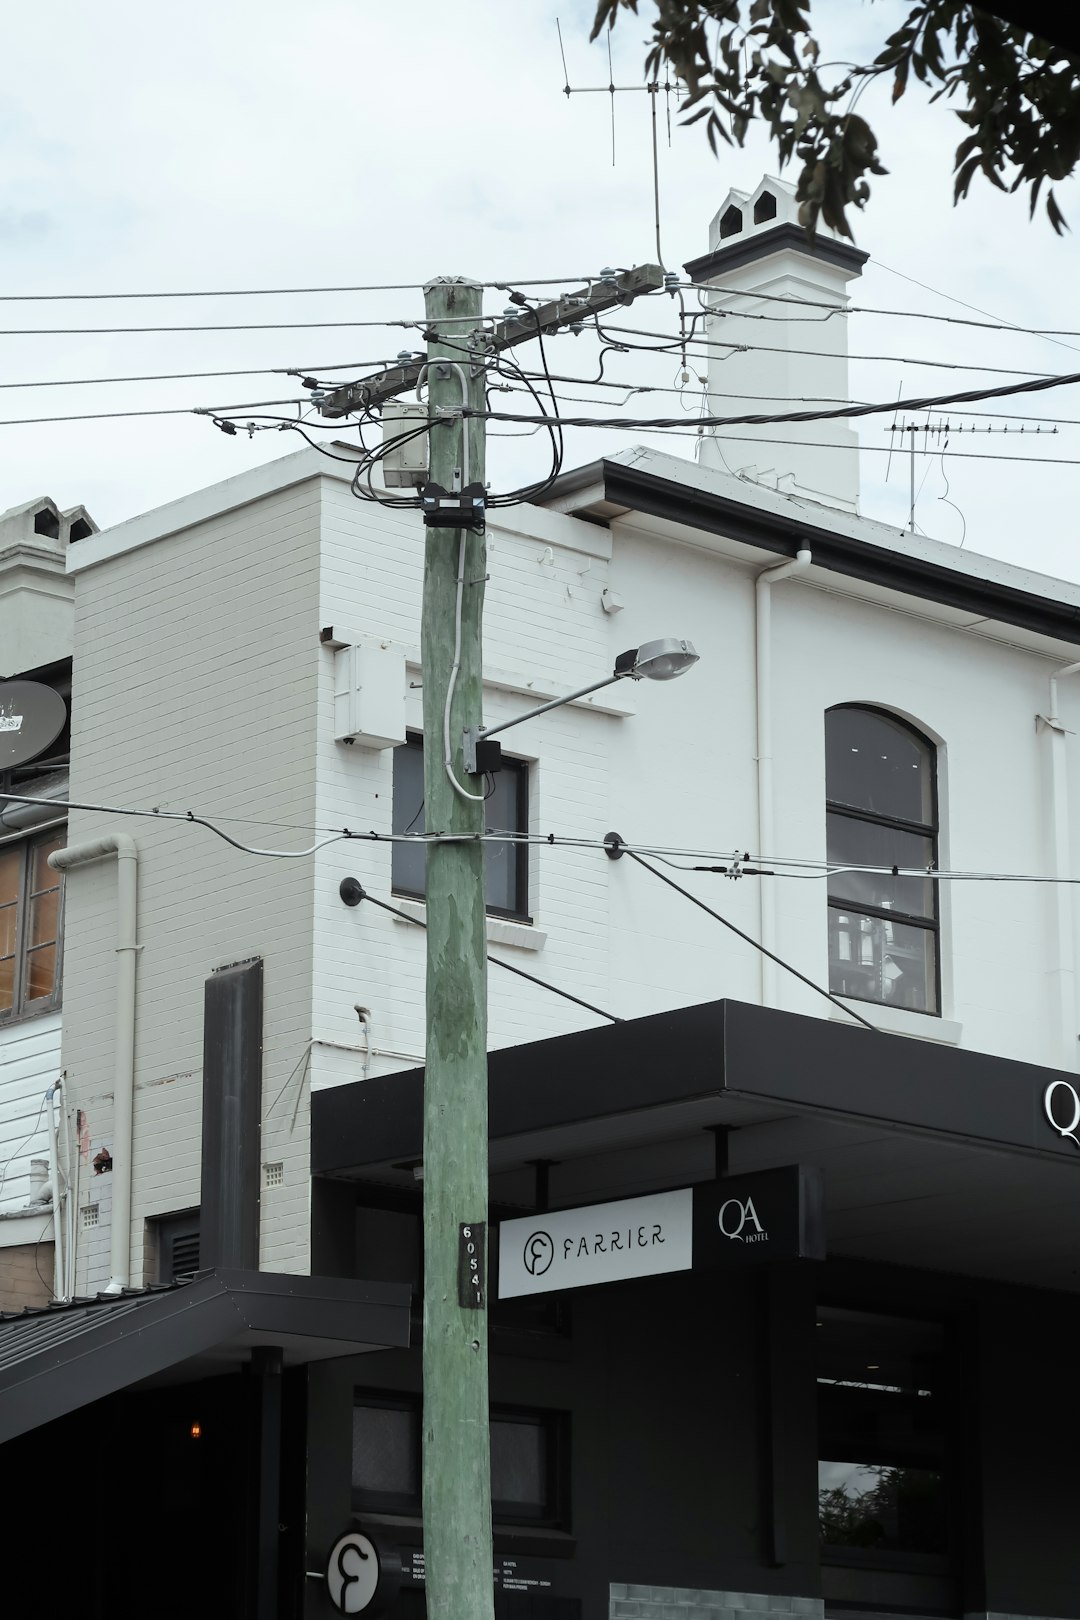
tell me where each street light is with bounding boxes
[463,637,699,773]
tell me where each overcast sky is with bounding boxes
[3,1,1079,581]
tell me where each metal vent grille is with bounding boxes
[263,1161,284,1188]
[82,1204,99,1229]
[170,1231,201,1278]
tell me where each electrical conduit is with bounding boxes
[755,549,812,1006]
[1045,663,1080,1069]
[49,835,138,1294]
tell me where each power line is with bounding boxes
[0,276,599,303]
[472,365,1080,432]
[354,885,620,1023]
[604,836,877,1033]
[683,277,1080,342]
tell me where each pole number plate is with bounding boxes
[458,1222,485,1309]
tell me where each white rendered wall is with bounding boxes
[62,481,323,1286]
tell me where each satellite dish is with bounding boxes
[0,681,67,769]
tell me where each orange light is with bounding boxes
[190,1421,202,1439]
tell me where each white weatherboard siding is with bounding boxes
[0,1012,60,1218]
[63,482,323,1286]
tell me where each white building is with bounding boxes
[4,180,1080,1620]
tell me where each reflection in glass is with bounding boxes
[828,909,937,1013]
[27,943,57,1002]
[826,707,933,823]
[818,1462,945,1553]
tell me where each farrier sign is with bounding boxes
[497,1165,824,1299]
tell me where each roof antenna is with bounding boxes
[555,19,674,268]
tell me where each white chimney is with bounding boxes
[684,176,867,514]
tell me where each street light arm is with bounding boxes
[473,671,627,746]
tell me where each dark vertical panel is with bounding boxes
[201,956,263,1269]
[245,1346,283,1620]
[304,1359,358,1620]
[310,1176,358,1277]
[763,1264,820,1574]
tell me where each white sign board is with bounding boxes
[498,1187,693,1298]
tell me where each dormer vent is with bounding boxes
[719,204,744,239]
[33,508,61,540]
[753,190,778,224]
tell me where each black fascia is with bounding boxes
[0,1269,411,1447]
[594,459,1080,648]
[684,222,869,281]
[312,996,1080,1175]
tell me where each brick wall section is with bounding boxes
[610,1588,823,1620]
[64,482,322,1287]
[0,1242,53,1311]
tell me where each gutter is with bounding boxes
[48,835,138,1294]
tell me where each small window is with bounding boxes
[391,735,530,920]
[352,1396,566,1527]
[0,828,65,1022]
[825,707,939,1014]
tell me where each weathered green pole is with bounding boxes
[420,276,495,1620]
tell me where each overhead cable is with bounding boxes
[605,837,876,1033]
[343,885,621,1023]
[0,276,599,302]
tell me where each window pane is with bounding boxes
[0,847,20,906]
[0,902,16,957]
[484,762,525,916]
[826,709,933,825]
[829,907,937,1012]
[819,1462,946,1554]
[26,943,57,1002]
[352,1403,419,1499]
[0,953,13,1013]
[392,741,528,916]
[391,741,427,898]
[29,886,59,948]
[818,1308,948,1558]
[33,835,64,889]
[826,814,935,919]
[491,1416,547,1514]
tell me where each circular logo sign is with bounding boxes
[327,1531,380,1615]
[523,1231,554,1276]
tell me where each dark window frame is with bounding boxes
[0,826,66,1025]
[825,704,941,1015]
[391,733,531,923]
[351,1391,569,1530]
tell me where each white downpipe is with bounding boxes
[756,549,812,1005]
[1045,664,1080,1069]
[45,1080,65,1301]
[49,835,138,1294]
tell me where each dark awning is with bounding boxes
[312,998,1080,1293]
[0,1267,411,1446]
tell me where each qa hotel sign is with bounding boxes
[498,1165,824,1300]
[1044,1078,1080,1148]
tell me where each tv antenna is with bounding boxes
[556,17,680,269]
[885,412,1062,532]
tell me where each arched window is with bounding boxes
[825,706,939,1014]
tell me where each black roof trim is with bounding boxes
[312,997,1080,1177]
[685,221,868,281]
[583,458,1080,647]
[0,1268,411,1446]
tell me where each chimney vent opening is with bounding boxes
[719,205,744,239]
[753,191,778,224]
[68,517,94,542]
[33,507,60,539]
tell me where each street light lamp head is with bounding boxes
[615,638,700,682]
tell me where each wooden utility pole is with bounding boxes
[420,276,494,1620]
